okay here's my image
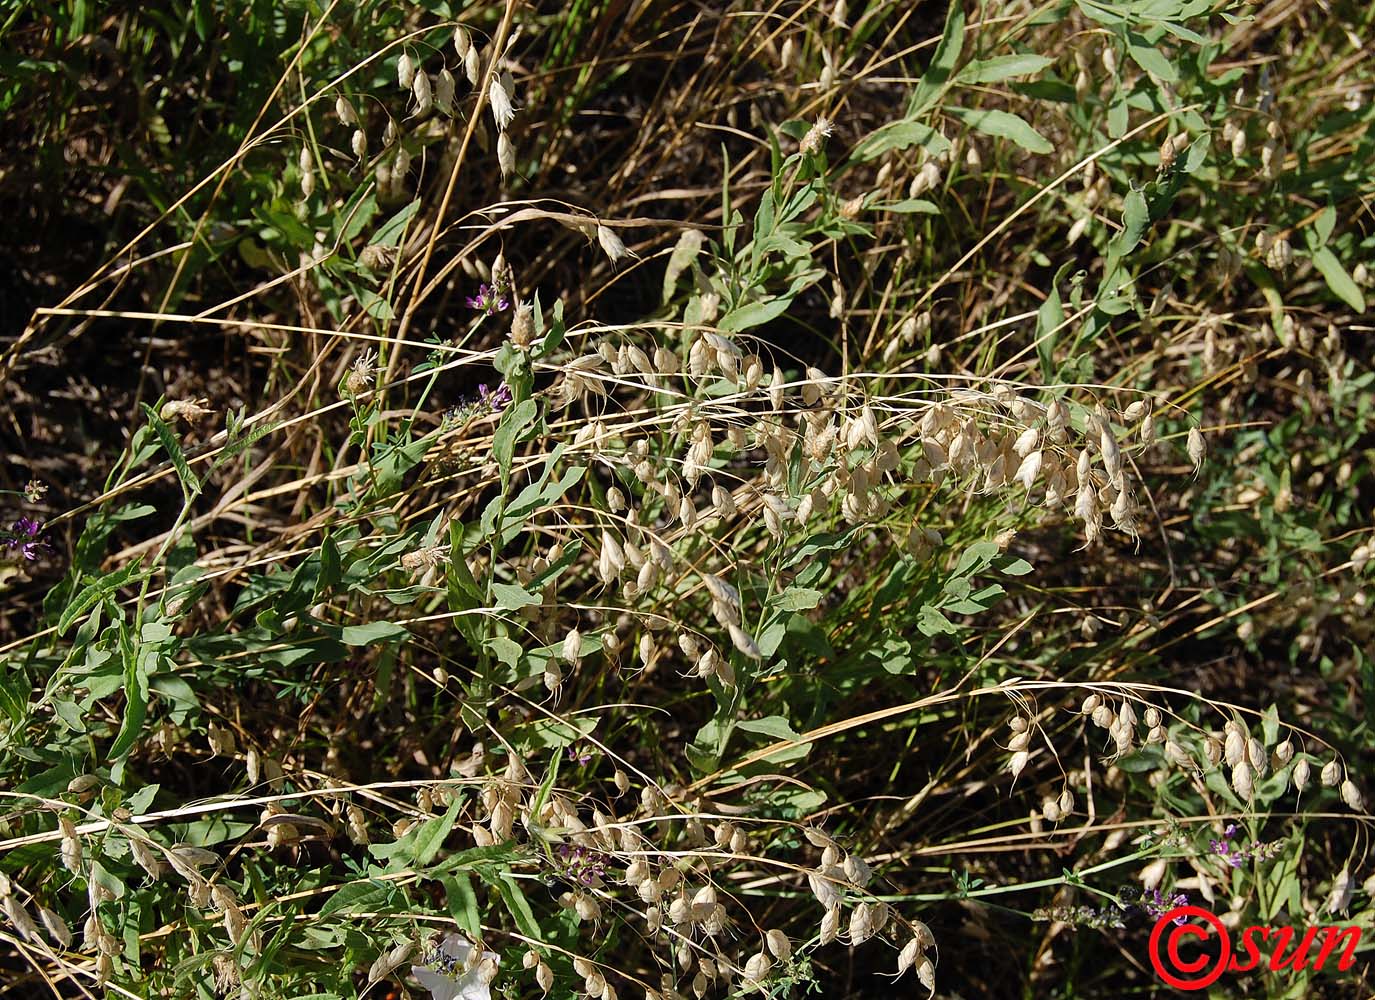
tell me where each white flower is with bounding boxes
[411,935,499,1000]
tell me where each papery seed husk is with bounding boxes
[917,957,936,994]
[765,928,791,960]
[38,905,72,947]
[819,905,841,944]
[412,71,433,114]
[1293,757,1311,791]
[1341,779,1364,811]
[1231,760,1254,799]
[397,52,416,89]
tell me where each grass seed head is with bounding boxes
[489,76,516,131]
[397,52,416,90]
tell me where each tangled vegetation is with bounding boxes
[2,0,1373,997]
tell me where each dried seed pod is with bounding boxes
[67,774,101,797]
[917,957,936,994]
[819,905,841,945]
[412,71,433,115]
[1203,736,1223,767]
[489,77,516,131]
[3,896,39,942]
[493,130,517,178]
[1293,757,1311,792]
[462,45,481,88]
[59,817,82,873]
[597,225,634,263]
[435,68,456,114]
[397,52,418,90]
[743,951,772,984]
[1321,759,1342,787]
[1140,857,1167,892]
[38,905,72,947]
[1231,760,1254,800]
[728,623,762,660]
[765,928,792,960]
[1187,427,1206,472]
[1224,727,1245,767]
[843,854,872,887]
[1341,780,1364,811]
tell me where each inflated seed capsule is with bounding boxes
[397,52,416,90]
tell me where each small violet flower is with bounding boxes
[1140,888,1190,924]
[465,283,510,317]
[4,517,50,562]
[477,383,513,413]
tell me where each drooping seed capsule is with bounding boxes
[435,68,456,115]
[1341,779,1364,811]
[1321,759,1342,787]
[397,52,416,90]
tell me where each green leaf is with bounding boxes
[1310,247,1366,313]
[0,668,27,725]
[320,879,399,917]
[492,398,539,487]
[412,797,463,866]
[956,541,1001,577]
[908,0,965,115]
[108,639,150,761]
[876,198,940,215]
[950,108,1052,154]
[1109,188,1151,258]
[955,53,1053,84]
[1313,206,1337,248]
[511,715,597,751]
[140,404,201,497]
[1035,263,1072,381]
[1126,38,1177,81]
[485,636,523,668]
[719,297,792,333]
[775,587,823,611]
[441,873,482,937]
[338,621,408,645]
[371,200,421,247]
[491,582,540,611]
[494,873,541,939]
[736,716,800,741]
[1181,134,1209,173]
[999,557,1034,576]
[917,605,959,636]
[852,121,953,163]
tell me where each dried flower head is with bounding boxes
[160,398,213,424]
[800,116,834,156]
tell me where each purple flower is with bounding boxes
[566,744,593,766]
[465,283,510,317]
[5,517,51,562]
[1141,888,1191,923]
[477,383,513,413]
